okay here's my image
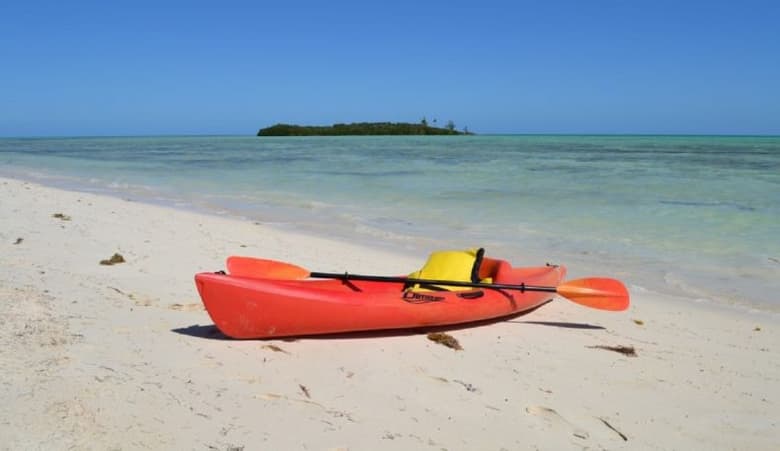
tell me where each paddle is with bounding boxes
[227,255,310,280]
[226,256,629,311]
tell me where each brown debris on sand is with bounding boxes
[13,237,23,245]
[453,379,480,393]
[599,417,628,441]
[52,213,71,221]
[299,384,311,398]
[168,303,203,312]
[427,332,462,350]
[588,345,637,357]
[100,253,126,266]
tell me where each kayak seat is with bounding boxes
[406,248,493,292]
[479,257,512,282]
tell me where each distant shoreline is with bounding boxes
[3,132,780,139]
[257,122,473,136]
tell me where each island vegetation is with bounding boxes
[257,119,473,136]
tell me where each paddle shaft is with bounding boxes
[309,272,558,293]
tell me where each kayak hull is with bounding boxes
[195,259,566,339]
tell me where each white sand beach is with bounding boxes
[1,176,777,450]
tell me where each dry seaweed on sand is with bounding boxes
[427,332,462,350]
[100,253,126,265]
[453,379,480,393]
[13,237,23,245]
[598,417,628,441]
[587,345,637,357]
[52,213,71,221]
[299,384,311,398]
[262,344,289,354]
[633,319,644,325]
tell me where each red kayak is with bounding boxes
[195,254,570,339]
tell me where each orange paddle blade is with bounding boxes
[226,256,311,280]
[556,278,630,311]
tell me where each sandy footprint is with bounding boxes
[526,405,589,439]
[134,297,154,307]
[168,303,204,311]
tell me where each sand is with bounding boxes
[1,176,778,450]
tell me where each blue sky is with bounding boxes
[1,0,778,136]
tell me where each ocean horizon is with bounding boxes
[2,134,778,314]
[4,132,780,139]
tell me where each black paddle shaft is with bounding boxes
[308,272,558,293]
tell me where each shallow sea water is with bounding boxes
[2,135,778,312]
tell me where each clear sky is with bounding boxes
[1,0,779,136]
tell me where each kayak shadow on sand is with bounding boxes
[511,321,606,330]
[172,324,232,340]
[172,321,517,341]
[171,304,605,341]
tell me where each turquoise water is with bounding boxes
[2,135,779,312]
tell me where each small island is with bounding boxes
[257,120,473,136]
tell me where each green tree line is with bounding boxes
[257,121,473,136]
